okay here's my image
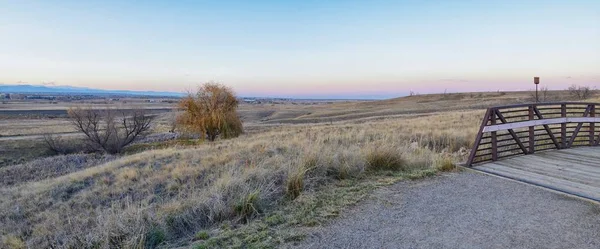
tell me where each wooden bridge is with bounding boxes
[467,102,600,201]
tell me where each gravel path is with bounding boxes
[297,170,600,249]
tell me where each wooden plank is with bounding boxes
[537,152,600,169]
[503,151,600,171]
[475,147,600,201]
[479,162,600,197]
[480,161,600,192]
[496,157,600,178]
[494,102,596,110]
[550,149,600,161]
[482,117,600,132]
[493,157,600,186]
[569,146,600,155]
[477,162,600,200]
[520,148,600,168]
[552,146,600,156]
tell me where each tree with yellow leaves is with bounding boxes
[177,83,243,141]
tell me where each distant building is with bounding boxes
[8,94,25,100]
[25,95,56,100]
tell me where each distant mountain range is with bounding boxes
[0,84,185,97]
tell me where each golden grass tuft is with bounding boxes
[366,148,406,171]
[286,164,307,199]
[2,235,25,249]
[117,168,139,182]
[435,157,457,172]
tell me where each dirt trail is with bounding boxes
[296,171,600,249]
[0,132,82,142]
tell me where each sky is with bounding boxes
[1,0,599,99]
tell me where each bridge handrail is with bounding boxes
[467,102,600,166]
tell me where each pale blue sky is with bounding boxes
[1,0,599,98]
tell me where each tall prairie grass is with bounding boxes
[0,110,481,248]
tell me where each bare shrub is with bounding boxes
[529,86,553,102]
[42,134,83,155]
[568,84,593,100]
[68,108,153,154]
[541,86,551,101]
[177,83,243,141]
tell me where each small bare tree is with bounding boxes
[568,84,592,100]
[541,86,550,101]
[529,86,551,102]
[68,108,153,154]
[42,134,80,155]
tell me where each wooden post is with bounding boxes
[590,104,595,145]
[529,105,535,154]
[534,77,540,102]
[466,109,492,166]
[491,112,497,161]
[567,105,591,148]
[561,104,567,149]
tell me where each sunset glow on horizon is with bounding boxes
[1,0,599,99]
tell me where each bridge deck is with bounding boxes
[474,147,600,201]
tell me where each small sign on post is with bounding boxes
[534,77,540,102]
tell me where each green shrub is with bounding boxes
[235,191,261,223]
[194,230,210,240]
[265,214,285,226]
[145,227,166,249]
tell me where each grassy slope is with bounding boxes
[238,91,541,125]
[0,90,589,248]
[1,110,481,248]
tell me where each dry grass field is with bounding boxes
[0,90,595,248]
